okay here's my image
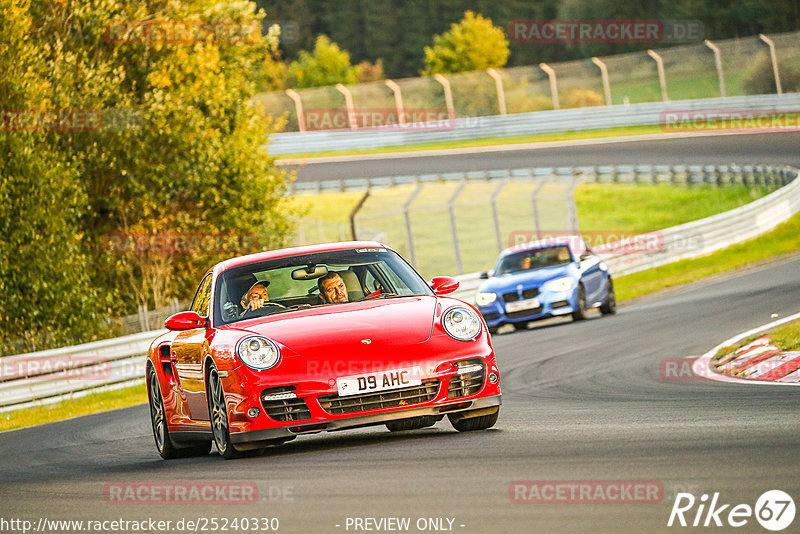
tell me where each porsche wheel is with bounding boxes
[207,366,241,459]
[572,284,587,321]
[600,279,617,315]
[148,365,210,459]
[448,409,499,432]
[386,415,441,432]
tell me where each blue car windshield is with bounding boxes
[495,246,572,275]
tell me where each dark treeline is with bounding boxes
[257,0,800,77]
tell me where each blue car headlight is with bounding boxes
[544,277,574,292]
[236,336,280,370]
[442,307,482,341]
[475,292,497,306]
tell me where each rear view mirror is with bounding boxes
[479,271,489,279]
[292,264,329,280]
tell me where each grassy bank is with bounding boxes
[0,383,146,432]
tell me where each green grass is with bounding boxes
[617,211,800,302]
[0,382,146,432]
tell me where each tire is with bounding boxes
[571,284,587,321]
[600,278,617,315]
[512,322,528,331]
[448,409,499,432]
[147,365,211,459]
[386,415,441,432]
[207,366,242,459]
[488,326,499,335]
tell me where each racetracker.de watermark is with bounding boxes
[508,230,665,254]
[0,109,141,132]
[103,482,295,505]
[508,19,703,43]
[104,232,260,256]
[103,20,261,45]
[510,480,663,504]
[304,108,458,132]
[660,110,800,133]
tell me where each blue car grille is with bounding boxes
[503,288,539,302]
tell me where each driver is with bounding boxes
[318,272,349,304]
[240,281,271,312]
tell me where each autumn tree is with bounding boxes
[422,11,509,75]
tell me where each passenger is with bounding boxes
[318,272,349,304]
[519,256,532,270]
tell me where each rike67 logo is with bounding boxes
[668,490,795,531]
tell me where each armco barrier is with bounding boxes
[268,94,800,155]
[2,165,797,410]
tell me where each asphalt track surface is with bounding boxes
[282,131,800,183]
[1,255,799,534]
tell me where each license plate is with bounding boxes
[505,298,540,313]
[337,367,422,397]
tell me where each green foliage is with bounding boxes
[0,0,101,353]
[288,35,360,88]
[1,0,295,354]
[422,11,509,75]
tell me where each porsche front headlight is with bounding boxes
[442,307,482,341]
[236,336,280,370]
[475,292,497,306]
[544,277,574,292]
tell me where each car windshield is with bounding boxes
[214,247,433,324]
[495,245,572,275]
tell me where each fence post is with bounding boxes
[486,68,507,115]
[403,185,425,266]
[349,190,370,240]
[448,182,468,274]
[647,50,669,102]
[385,79,407,125]
[759,34,783,94]
[539,63,560,110]
[491,179,509,252]
[531,173,552,239]
[285,89,306,132]
[591,57,612,106]
[704,40,726,98]
[137,304,150,332]
[567,172,581,234]
[433,74,456,122]
[335,83,358,130]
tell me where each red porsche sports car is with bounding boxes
[146,242,502,459]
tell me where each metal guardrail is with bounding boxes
[269,93,800,156]
[291,162,794,194]
[2,164,797,411]
[0,330,164,412]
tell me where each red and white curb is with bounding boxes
[693,311,800,387]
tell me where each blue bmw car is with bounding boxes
[475,237,616,333]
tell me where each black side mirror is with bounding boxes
[479,271,489,279]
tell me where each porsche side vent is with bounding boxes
[261,386,311,422]
[318,380,439,415]
[448,359,485,399]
